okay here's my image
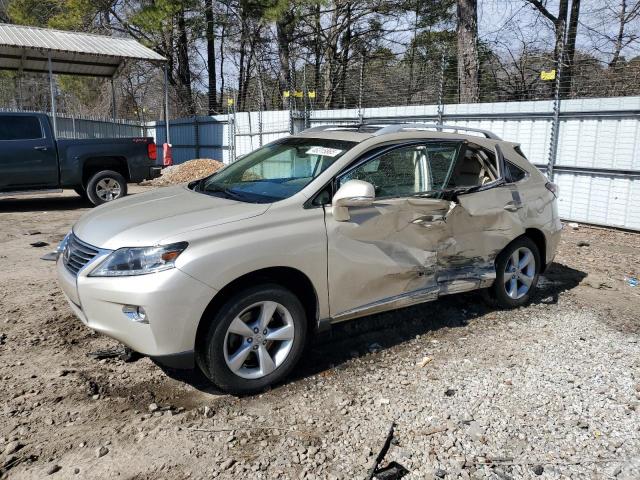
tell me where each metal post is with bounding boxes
[111,78,117,122]
[302,65,308,129]
[257,74,264,148]
[226,96,233,163]
[437,52,446,129]
[163,64,171,145]
[251,49,266,147]
[232,95,238,160]
[194,116,200,158]
[247,110,254,151]
[47,55,57,138]
[357,53,365,124]
[288,59,294,134]
[547,24,567,181]
[16,75,22,110]
[72,117,76,139]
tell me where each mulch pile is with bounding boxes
[142,158,224,186]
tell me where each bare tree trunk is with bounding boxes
[237,13,247,111]
[176,5,195,115]
[313,4,322,92]
[456,0,479,103]
[554,0,569,65]
[205,0,217,115]
[219,3,227,111]
[276,8,295,109]
[609,0,627,69]
[406,0,421,104]
[322,5,342,108]
[560,0,581,96]
[339,3,352,108]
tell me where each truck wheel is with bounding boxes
[197,284,307,395]
[86,170,127,206]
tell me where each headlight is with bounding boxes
[89,242,188,277]
[55,232,72,260]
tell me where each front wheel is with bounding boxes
[485,236,541,309]
[198,284,307,394]
[86,170,127,206]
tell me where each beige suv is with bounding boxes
[56,124,562,394]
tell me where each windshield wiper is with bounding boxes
[202,184,247,201]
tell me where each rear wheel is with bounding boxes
[86,170,127,206]
[485,236,540,308]
[198,284,307,394]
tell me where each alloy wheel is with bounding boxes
[504,246,536,299]
[223,301,295,380]
[95,178,122,201]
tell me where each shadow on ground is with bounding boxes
[0,193,90,212]
[160,262,586,396]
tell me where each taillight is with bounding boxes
[147,143,157,161]
[545,182,558,198]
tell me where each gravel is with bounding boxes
[0,189,638,479]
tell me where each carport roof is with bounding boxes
[0,23,166,77]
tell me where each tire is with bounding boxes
[198,284,308,395]
[86,170,128,206]
[485,236,541,309]
[74,187,88,200]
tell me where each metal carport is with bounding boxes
[0,23,170,143]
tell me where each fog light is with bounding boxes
[123,305,148,324]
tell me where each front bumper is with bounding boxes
[56,257,216,360]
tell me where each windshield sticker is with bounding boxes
[306,146,344,157]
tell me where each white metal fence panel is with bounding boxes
[555,172,640,230]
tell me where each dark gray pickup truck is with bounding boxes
[0,112,161,205]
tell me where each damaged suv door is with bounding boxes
[325,141,463,320]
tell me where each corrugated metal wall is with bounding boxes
[55,116,146,139]
[149,96,640,231]
[154,116,227,164]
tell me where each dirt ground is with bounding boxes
[0,187,639,479]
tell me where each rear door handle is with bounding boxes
[504,202,523,212]
[33,146,49,151]
[412,214,445,225]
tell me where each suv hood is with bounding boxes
[73,185,270,250]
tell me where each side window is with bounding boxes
[0,116,43,141]
[506,161,527,182]
[339,143,459,198]
[447,146,498,188]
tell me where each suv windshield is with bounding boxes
[195,137,357,203]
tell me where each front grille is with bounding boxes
[63,234,100,275]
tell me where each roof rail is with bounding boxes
[300,122,501,140]
[371,123,501,140]
[301,124,363,133]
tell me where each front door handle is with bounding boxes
[504,202,523,212]
[412,214,445,225]
[33,146,49,151]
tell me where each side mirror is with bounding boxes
[332,179,375,221]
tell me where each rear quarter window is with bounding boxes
[0,116,43,141]
[506,161,528,183]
